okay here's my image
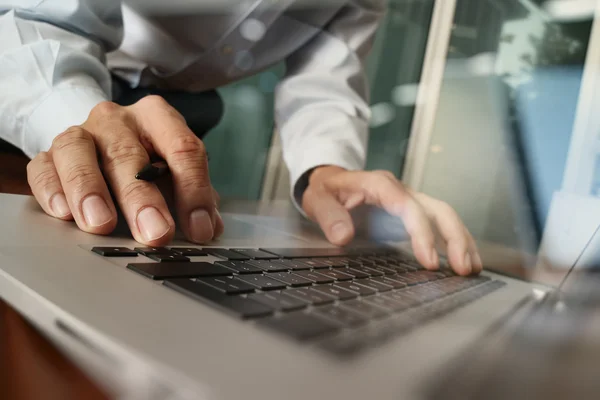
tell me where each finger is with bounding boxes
[50,127,117,234]
[214,209,225,239]
[130,96,216,243]
[86,105,176,246]
[410,192,479,275]
[303,187,355,246]
[466,230,483,274]
[212,187,225,239]
[326,171,438,269]
[27,152,73,220]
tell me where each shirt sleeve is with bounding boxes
[0,1,124,158]
[274,0,386,212]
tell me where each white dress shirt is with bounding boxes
[0,0,385,205]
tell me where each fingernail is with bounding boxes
[137,207,170,242]
[430,249,439,269]
[189,209,214,243]
[82,195,113,227]
[464,253,473,274]
[50,193,71,218]
[331,222,350,243]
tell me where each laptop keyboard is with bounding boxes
[92,246,506,356]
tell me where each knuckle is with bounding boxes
[374,170,397,181]
[137,95,169,110]
[169,135,206,162]
[64,164,99,192]
[178,170,211,192]
[436,200,457,217]
[26,152,48,175]
[90,101,121,118]
[29,167,59,190]
[102,140,148,170]
[52,127,92,152]
[374,173,397,189]
[118,180,153,205]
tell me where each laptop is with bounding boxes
[0,193,537,400]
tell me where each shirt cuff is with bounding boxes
[23,85,109,158]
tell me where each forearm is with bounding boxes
[275,0,386,209]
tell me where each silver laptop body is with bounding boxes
[0,193,537,400]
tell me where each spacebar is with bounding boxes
[164,279,274,319]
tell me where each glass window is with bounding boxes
[411,0,594,260]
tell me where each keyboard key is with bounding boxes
[356,257,376,266]
[204,249,250,261]
[259,312,340,341]
[312,306,367,328]
[311,285,358,301]
[387,274,420,286]
[286,288,336,305]
[260,248,353,258]
[318,269,354,282]
[229,249,278,259]
[134,247,173,256]
[147,254,190,263]
[235,275,287,291]
[334,281,377,296]
[345,268,371,279]
[372,276,407,290]
[169,247,207,256]
[365,265,397,276]
[363,295,407,312]
[292,270,335,284]
[386,264,410,274]
[420,271,443,281]
[266,272,313,287]
[164,279,272,319]
[351,265,384,277]
[92,247,138,257]
[366,256,391,265]
[214,261,263,274]
[275,259,312,270]
[248,292,308,312]
[296,259,332,269]
[127,262,233,280]
[353,278,393,292]
[404,272,430,284]
[320,258,348,268]
[196,277,256,294]
[245,260,289,272]
[339,299,389,319]
[338,268,370,279]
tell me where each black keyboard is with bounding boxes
[92,246,506,356]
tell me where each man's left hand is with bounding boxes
[302,166,483,276]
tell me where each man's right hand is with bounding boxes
[27,96,224,245]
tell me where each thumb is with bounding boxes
[302,187,355,246]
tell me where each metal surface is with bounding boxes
[0,194,533,400]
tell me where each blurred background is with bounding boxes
[203,0,594,253]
